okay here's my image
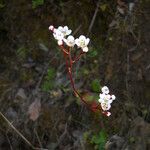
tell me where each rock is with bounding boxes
[15,88,27,100]
[105,117,150,150]
[105,135,125,150]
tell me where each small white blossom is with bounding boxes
[101,102,111,111]
[57,40,63,46]
[106,112,111,116]
[99,93,113,104]
[111,95,116,101]
[63,35,75,47]
[75,35,90,52]
[53,29,64,45]
[101,86,109,94]
[49,25,54,31]
[99,86,116,112]
[58,26,72,37]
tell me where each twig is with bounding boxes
[56,123,68,146]
[34,129,43,149]
[88,0,101,35]
[73,24,82,36]
[72,51,85,63]
[6,132,13,150]
[0,111,47,150]
[36,52,59,90]
[61,47,102,113]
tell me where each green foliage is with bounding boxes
[91,79,101,92]
[91,130,108,150]
[87,49,98,58]
[0,0,5,8]
[100,4,107,12]
[42,68,56,92]
[16,46,28,60]
[83,131,91,141]
[32,0,44,9]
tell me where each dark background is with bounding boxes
[0,0,150,150]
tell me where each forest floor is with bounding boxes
[0,0,150,150]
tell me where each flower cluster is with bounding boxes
[49,25,116,117]
[98,86,116,116]
[49,25,90,52]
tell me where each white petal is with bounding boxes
[58,40,63,45]
[68,35,74,40]
[58,26,63,31]
[98,98,103,103]
[79,35,86,40]
[53,33,57,40]
[82,47,88,52]
[75,39,80,46]
[108,99,113,104]
[101,103,111,111]
[53,28,57,33]
[49,25,54,31]
[106,112,111,116]
[107,103,111,110]
[102,86,109,94]
[85,38,90,45]
[64,26,68,31]
[106,94,111,100]
[63,38,67,43]
[99,93,105,99]
[111,95,116,100]
[66,29,72,35]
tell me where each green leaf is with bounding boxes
[16,46,28,60]
[41,68,56,92]
[98,130,107,150]
[32,0,44,9]
[42,81,54,92]
[100,4,107,12]
[0,0,5,8]
[88,50,98,58]
[46,68,55,80]
[90,130,107,150]
[91,79,101,92]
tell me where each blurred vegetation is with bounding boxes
[91,79,101,93]
[32,0,44,9]
[90,130,108,150]
[41,68,56,92]
[1,0,149,149]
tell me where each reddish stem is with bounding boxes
[59,45,109,115]
[59,45,69,55]
[72,51,85,63]
[60,46,96,111]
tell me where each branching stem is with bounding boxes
[60,45,102,113]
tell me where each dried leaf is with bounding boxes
[131,52,143,61]
[100,4,107,12]
[28,99,41,121]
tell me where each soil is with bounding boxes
[0,0,150,150]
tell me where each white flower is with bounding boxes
[98,86,116,112]
[101,86,109,94]
[49,25,54,31]
[63,35,75,47]
[106,112,111,116]
[111,95,116,101]
[53,29,64,45]
[58,26,72,37]
[75,35,90,52]
[99,93,113,104]
[101,102,111,111]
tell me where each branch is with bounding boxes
[72,51,85,63]
[0,112,47,150]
